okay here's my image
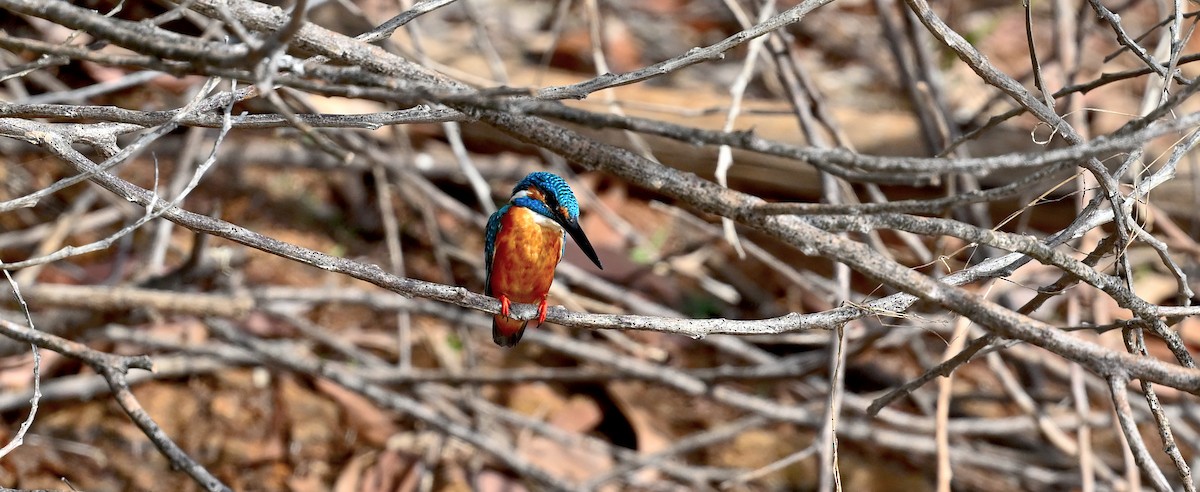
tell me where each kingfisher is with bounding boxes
[484,172,604,347]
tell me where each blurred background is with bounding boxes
[2,0,1200,490]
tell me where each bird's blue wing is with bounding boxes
[483,205,508,296]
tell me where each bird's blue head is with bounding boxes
[510,172,580,221]
[508,171,602,269]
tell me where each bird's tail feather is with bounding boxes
[492,315,530,347]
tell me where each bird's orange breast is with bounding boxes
[489,207,564,304]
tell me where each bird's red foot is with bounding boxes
[537,298,549,325]
[499,295,512,318]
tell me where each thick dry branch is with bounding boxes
[0,0,248,66]
[0,102,460,129]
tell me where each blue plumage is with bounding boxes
[512,171,581,220]
[483,204,509,297]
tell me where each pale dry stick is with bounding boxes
[1131,126,1200,299]
[985,352,1079,456]
[365,356,823,385]
[0,193,170,271]
[1151,0,1186,108]
[1114,397,1141,491]
[1168,15,1200,103]
[456,0,508,83]
[574,0,666,212]
[1132,220,1197,302]
[371,132,467,278]
[860,184,934,263]
[1108,374,1172,492]
[1101,8,1195,62]
[565,254,783,366]
[1123,327,1195,490]
[951,50,1200,156]
[828,413,1077,486]
[6,0,138,100]
[1024,0,1055,111]
[371,164,415,370]
[1125,1,1179,216]
[1067,297,1096,492]
[0,206,124,250]
[0,270,40,460]
[1,0,234,62]
[901,6,960,157]
[273,257,777,368]
[873,0,939,153]
[427,326,792,487]
[820,323,847,492]
[0,82,236,273]
[1139,202,1200,256]
[1059,3,1100,483]
[758,3,918,266]
[12,188,97,285]
[146,125,208,275]
[711,0,776,260]
[934,316,971,492]
[442,121,494,215]
[844,390,1110,437]
[722,443,819,489]
[22,70,165,105]
[20,284,253,317]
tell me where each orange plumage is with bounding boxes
[488,206,564,344]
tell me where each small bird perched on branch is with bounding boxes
[484,172,604,347]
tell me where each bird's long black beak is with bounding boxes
[559,216,603,270]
